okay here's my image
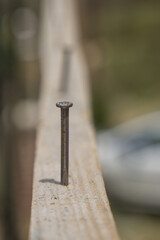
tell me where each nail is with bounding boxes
[56,101,73,185]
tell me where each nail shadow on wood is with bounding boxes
[39,178,61,185]
[59,47,72,92]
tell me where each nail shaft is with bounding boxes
[61,108,69,185]
[56,101,73,186]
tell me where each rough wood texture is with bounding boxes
[29,0,120,239]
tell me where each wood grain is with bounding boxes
[29,0,120,239]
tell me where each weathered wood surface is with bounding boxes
[29,0,120,239]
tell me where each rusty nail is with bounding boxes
[56,101,73,185]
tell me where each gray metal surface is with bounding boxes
[56,101,73,185]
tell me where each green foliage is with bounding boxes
[86,2,160,127]
[0,15,16,80]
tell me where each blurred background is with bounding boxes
[0,0,39,239]
[0,0,160,239]
[80,1,160,240]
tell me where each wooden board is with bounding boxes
[29,0,120,239]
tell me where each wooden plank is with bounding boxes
[29,0,120,239]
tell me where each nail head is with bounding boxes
[56,101,73,109]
